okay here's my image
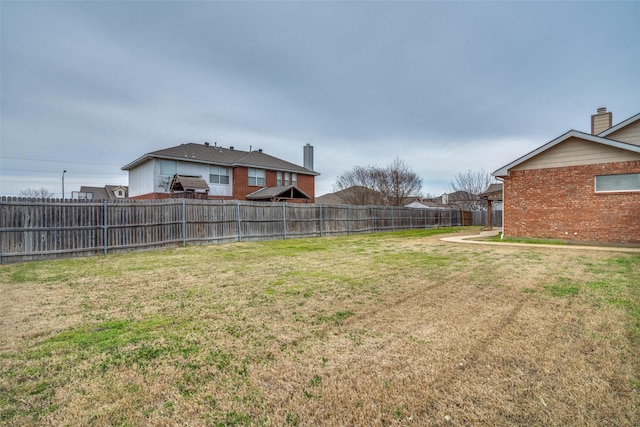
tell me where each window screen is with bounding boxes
[595,173,640,192]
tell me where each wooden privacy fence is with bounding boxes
[0,197,467,263]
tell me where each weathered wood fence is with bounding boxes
[0,197,468,263]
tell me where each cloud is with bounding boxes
[1,1,639,198]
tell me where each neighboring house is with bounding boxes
[493,107,640,243]
[315,186,383,205]
[404,198,445,209]
[75,185,128,200]
[407,191,481,211]
[122,143,319,203]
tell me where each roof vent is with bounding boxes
[230,146,234,150]
[204,142,210,146]
[258,148,263,153]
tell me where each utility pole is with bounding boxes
[62,170,67,200]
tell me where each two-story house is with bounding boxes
[122,143,319,202]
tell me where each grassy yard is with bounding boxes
[1,227,639,426]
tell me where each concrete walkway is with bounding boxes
[440,229,640,253]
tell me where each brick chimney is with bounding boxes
[591,107,612,135]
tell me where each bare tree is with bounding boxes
[334,165,384,205]
[448,169,496,210]
[19,187,55,199]
[334,158,422,206]
[378,158,423,206]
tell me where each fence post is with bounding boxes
[103,200,108,255]
[409,208,412,229]
[371,206,374,233]
[391,207,395,231]
[236,202,242,242]
[182,200,187,246]
[348,206,351,235]
[319,204,323,237]
[0,197,3,264]
[282,203,287,240]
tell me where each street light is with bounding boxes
[62,170,67,200]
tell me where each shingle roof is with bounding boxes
[493,130,640,177]
[122,143,319,175]
[79,185,128,200]
[245,185,310,201]
[170,175,210,193]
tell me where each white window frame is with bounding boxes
[277,171,297,187]
[209,166,230,185]
[248,168,265,186]
[595,173,640,193]
[160,160,177,177]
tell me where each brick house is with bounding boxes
[122,143,319,202]
[493,107,640,243]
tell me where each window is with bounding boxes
[248,168,265,186]
[277,172,297,187]
[595,173,640,192]
[160,160,176,176]
[277,172,290,186]
[209,166,230,184]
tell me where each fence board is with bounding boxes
[0,197,466,263]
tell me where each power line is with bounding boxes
[0,156,125,166]
[1,168,126,176]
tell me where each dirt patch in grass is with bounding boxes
[1,228,639,426]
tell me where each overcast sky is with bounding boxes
[2,1,639,198]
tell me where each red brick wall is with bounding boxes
[296,173,316,203]
[503,161,640,243]
[233,167,316,202]
[232,166,251,200]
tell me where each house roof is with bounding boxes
[480,183,503,201]
[598,112,640,137]
[482,183,503,195]
[315,186,382,205]
[493,130,640,177]
[170,175,210,193]
[245,185,311,201]
[79,185,128,199]
[122,143,319,175]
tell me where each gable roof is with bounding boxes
[493,130,640,177]
[598,112,640,137]
[79,185,128,200]
[170,174,210,193]
[122,143,319,175]
[245,185,311,201]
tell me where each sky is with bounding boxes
[1,1,639,199]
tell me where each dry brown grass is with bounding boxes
[1,228,639,426]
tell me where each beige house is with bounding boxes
[493,107,640,243]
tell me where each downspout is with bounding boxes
[496,177,505,239]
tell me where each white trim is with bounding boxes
[493,130,640,177]
[598,112,640,137]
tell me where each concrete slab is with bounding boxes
[440,229,640,253]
